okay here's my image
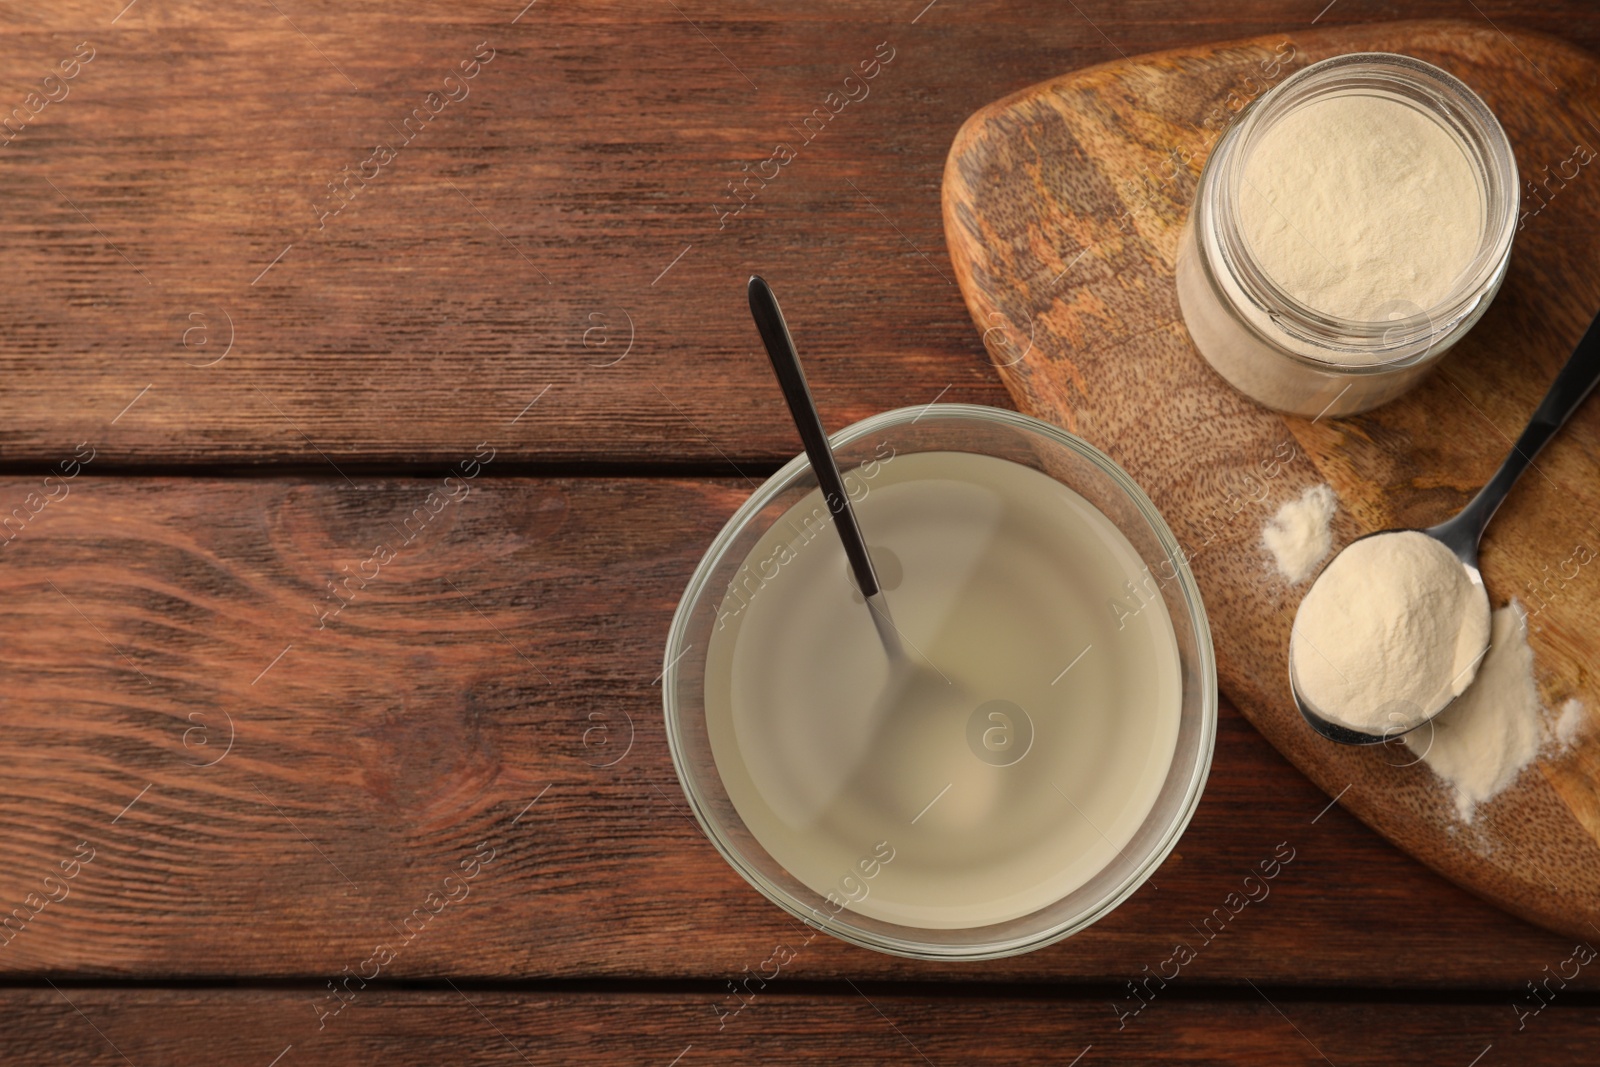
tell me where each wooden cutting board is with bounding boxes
[943,19,1600,940]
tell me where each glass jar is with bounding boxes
[1176,52,1518,418]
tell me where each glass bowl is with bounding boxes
[662,404,1216,959]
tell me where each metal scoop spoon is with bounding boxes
[1292,308,1600,745]
[747,275,904,660]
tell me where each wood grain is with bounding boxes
[9,1,1600,1049]
[5,987,1599,1065]
[943,19,1600,940]
[0,5,1599,467]
[0,475,1591,985]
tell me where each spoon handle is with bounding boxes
[747,275,883,600]
[1438,308,1600,555]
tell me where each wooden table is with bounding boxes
[3,2,1598,1063]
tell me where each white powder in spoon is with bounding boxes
[1239,93,1482,324]
[1403,602,1546,821]
[1263,485,1337,583]
[1291,530,1491,733]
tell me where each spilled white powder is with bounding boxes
[1263,485,1337,583]
[1404,603,1545,821]
[1239,93,1482,324]
[1292,530,1491,733]
[1556,698,1589,749]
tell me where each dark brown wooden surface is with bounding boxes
[6,988,1600,1065]
[0,476,1589,987]
[943,17,1600,947]
[6,1,1600,1063]
[0,0,1589,470]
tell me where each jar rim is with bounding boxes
[1207,51,1519,368]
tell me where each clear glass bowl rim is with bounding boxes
[661,403,1219,959]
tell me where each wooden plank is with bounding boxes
[6,987,1599,1065]
[1,4,1599,465]
[0,474,1591,985]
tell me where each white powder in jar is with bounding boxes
[1238,93,1483,327]
[1263,485,1338,583]
[1291,530,1491,733]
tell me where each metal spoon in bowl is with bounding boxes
[747,275,904,660]
[1292,308,1600,745]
